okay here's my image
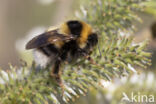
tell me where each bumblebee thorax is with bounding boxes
[59,23,70,36]
[77,21,92,48]
[60,20,92,48]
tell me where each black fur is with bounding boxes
[67,20,82,37]
[46,44,59,54]
[39,44,59,57]
[86,33,98,49]
[39,33,98,63]
[53,59,61,74]
[57,40,78,62]
[60,33,98,62]
[36,21,98,76]
[39,47,50,56]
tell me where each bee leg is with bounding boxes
[50,58,64,94]
[84,55,104,69]
[79,49,98,66]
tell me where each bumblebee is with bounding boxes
[26,20,98,84]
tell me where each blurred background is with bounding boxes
[0,0,156,103]
[0,0,75,69]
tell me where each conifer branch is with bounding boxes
[0,0,151,104]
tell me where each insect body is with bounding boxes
[26,20,98,84]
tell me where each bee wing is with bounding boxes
[26,31,75,49]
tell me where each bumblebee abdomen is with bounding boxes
[39,44,59,57]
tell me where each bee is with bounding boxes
[26,20,98,85]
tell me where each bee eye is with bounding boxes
[88,33,98,46]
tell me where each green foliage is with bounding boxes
[74,71,156,104]
[145,0,156,17]
[0,0,151,104]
